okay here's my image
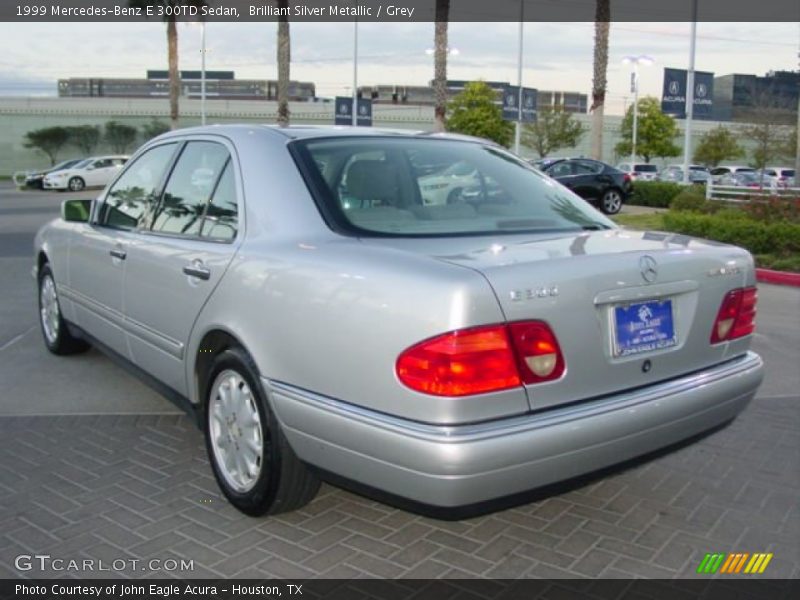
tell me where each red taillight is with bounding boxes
[396,321,565,397]
[623,173,632,184]
[710,287,757,344]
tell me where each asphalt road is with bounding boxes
[0,181,179,415]
[1,181,797,415]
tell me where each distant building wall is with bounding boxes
[713,71,799,123]
[58,74,316,102]
[0,96,783,176]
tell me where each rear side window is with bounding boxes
[574,160,603,175]
[149,140,239,242]
[201,162,238,242]
[151,141,230,237]
[99,143,178,230]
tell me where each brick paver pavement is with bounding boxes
[1,396,798,579]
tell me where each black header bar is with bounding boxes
[3,0,799,22]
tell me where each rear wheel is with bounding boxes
[204,347,320,516]
[67,177,85,192]
[601,188,623,215]
[38,264,90,355]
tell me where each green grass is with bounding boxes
[611,213,666,231]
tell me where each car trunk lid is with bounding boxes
[364,229,753,411]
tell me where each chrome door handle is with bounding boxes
[109,248,127,260]
[183,264,211,280]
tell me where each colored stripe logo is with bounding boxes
[697,552,773,574]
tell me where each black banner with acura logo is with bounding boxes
[661,67,714,120]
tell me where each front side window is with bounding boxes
[548,162,574,178]
[98,143,178,230]
[295,137,614,236]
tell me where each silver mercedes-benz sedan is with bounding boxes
[34,126,764,516]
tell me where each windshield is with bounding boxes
[294,137,614,237]
[634,164,658,173]
[50,159,80,171]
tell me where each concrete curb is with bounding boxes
[756,268,800,287]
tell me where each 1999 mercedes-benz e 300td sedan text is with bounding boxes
[35,126,764,516]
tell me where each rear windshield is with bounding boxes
[293,137,614,237]
[634,164,658,172]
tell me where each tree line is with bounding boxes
[23,119,170,165]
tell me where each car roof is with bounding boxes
[153,124,499,147]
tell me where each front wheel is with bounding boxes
[204,347,320,516]
[38,264,90,355]
[67,177,85,192]
[600,189,623,215]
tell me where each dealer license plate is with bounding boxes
[614,299,677,357]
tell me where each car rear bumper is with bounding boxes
[267,351,763,508]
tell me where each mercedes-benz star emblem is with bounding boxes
[639,255,658,283]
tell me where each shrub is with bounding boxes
[628,181,684,208]
[663,211,800,256]
[670,189,710,213]
[740,197,800,224]
[754,254,800,273]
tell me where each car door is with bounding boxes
[570,159,609,201]
[546,160,576,187]
[66,143,179,357]
[83,159,111,186]
[122,139,242,395]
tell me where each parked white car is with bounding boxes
[43,155,128,191]
[616,162,659,181]
[417,160,480,205]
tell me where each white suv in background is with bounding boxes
[43,155,128,191]
[616,162,659,181]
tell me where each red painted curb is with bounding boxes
[756,268,800,287]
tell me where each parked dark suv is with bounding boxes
[532,158,633,215]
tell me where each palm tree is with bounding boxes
[131,1,205,130]
[433,0,450,132]
[276,0,291,127]
[589,0,610,160]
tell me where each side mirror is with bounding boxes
[61,199,93,223]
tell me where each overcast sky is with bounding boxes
[0,21,796,114]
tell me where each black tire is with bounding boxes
[203,347,320,516]
[37,263,90,355]
[67,177,85,192]
[446,188,463,204]
[600,188,623,215]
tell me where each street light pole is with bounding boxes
[200,20,206,126]
[513,1,524,155]
[682,0,698,184]
[631,62,639,167]
[352,4,359,127]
